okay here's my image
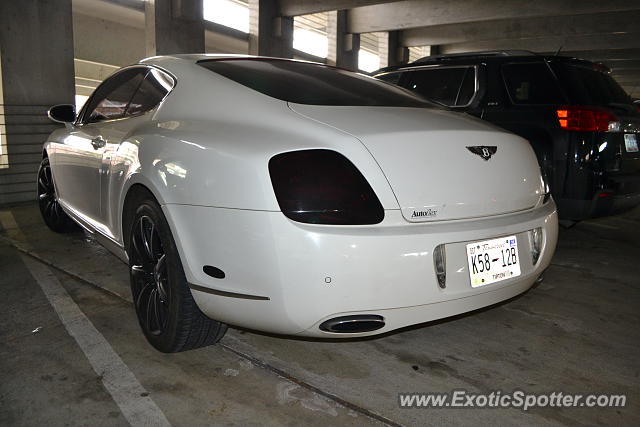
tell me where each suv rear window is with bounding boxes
[198,59,434,108]
[375,72,402,85]
[502,62,565,105]
[550,62,631,106]
[402,67,476,107]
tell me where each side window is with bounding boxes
[456,68,476,106]
[82,68,146,124]
[501,63,565,105]
[126,69,174,117]
[404,67,476,107]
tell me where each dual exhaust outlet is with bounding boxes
[319,314,385,333]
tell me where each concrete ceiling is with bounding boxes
[75,0,640,96]
[341,0,640,96]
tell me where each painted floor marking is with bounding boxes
[1,211,171,427]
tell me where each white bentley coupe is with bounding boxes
[42,55,558,352]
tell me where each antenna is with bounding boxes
[555,45,563,56]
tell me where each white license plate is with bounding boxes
[624,134,638,152]
[466,236,521,288]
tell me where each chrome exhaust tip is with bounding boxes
[319,315,385,333]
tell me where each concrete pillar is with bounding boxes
[378,32,389,69]
[327,11,360,71]
[383,31,409,67]
[248,0,293,58]
[0,0,75,205]
[430,45,442,56]
[145,0,205,56]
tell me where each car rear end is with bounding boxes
[275,105,558,337]
[374,55,640,221]
[548,59,640,219]
[172,57,559,337]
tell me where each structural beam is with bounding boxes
[145,0,205,55]
[605,60,640,70]
[401,11,640,47]
[441,33,640,54]
[348,0,640,33]
[550,49,640,62]
[279,0,402,17]
[74,12,145,65]
[610,70,640,80]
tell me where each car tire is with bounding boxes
[37,157,80,233]
[127,195,227,352]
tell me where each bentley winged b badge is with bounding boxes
[467,146,497,161]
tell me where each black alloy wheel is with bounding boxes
[127,195,227,352]
[130,215,171,336]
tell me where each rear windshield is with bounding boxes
[198,59,435,108]
[550,62,631,106]
[402,67,476,107]
[501,62,566,105]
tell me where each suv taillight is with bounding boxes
[269,149,384,225]
[556,106,620,132]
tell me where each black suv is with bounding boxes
[373,51,640,221]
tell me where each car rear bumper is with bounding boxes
[163,201,558,337]
[557,130,640,220]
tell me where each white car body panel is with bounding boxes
[44,54,559,337]
[166,203,557,336]
[289,104,545,222]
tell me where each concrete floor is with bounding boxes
[0,203,638,426]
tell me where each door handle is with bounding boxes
[91,136,106,149]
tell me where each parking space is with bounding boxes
[1,203,638,426]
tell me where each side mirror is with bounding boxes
[47,104,76,125]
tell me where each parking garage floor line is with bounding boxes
[0,211,172,427]
[19,254,173,427]
[0,210,404,427]
[220,341,403,427]
[0,232,133,303]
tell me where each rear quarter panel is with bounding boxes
[109,60,399,244]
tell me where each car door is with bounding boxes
[101,67,175,240]
[53,67,147,224]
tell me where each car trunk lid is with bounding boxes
[289,104,545,222]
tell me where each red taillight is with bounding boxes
[269,149,384,225]
[556,106,620,132]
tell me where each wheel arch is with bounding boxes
[120,176,167,252]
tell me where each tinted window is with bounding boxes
[457,68,476,106]
[550,62,631,106]
[127,69,174,116]
[404,67,475,106]
[502,63,565,105]
[83,68,146,123]
[376,72,402,85]
[198,59,434,108]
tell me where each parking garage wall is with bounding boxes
[0,0,75,206]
